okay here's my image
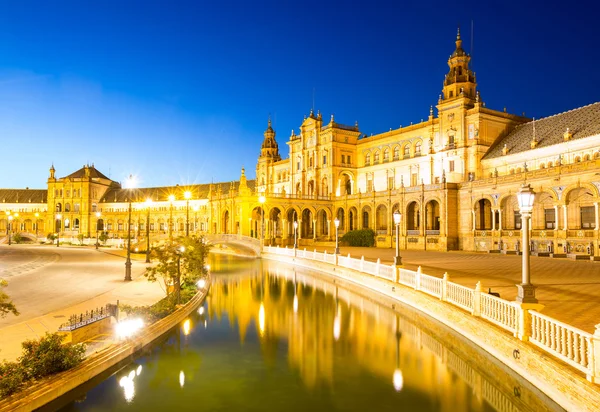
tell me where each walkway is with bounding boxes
[301,245,600,333]
[0,245,164,362]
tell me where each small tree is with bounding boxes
[77,233,84,245]
[46,233,56,243]
[12,233,22,244]
[98,231,108,245]
[0,279,19,318]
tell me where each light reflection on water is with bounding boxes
[56,255,562,412]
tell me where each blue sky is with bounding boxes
[1,0,598,189]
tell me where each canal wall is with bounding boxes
[0,279,211,412]
[263,250,600,412]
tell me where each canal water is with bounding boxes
[53,255,562,412]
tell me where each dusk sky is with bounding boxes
[1,0,598,189]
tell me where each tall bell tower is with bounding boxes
[256,118,281,193]
[441,27,477,103]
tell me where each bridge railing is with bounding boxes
[262,245,600,383]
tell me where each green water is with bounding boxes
[54,255,561,412]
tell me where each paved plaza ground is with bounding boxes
[1,242,599,363]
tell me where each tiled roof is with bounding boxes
[483,102,600,160]
[0,189,47,204]
[100,180,256,203]
[63,165,111,180]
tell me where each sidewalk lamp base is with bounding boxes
[124,260,132,281]
[516,283,537,304]
[394,256,403,267]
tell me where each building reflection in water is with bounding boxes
[206,258,556,412]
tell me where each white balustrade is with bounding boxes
[419,274,443,298]
[446,282,474,312]
[480,294,518,334]
[529,310,594,376]
[399,268,417,288]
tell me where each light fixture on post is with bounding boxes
[334,217,340,254]
[293,220,298,249]
[516,183,536,303]
[124,175,135,282]
[393,210,402,266]
[7,213,13,246]
[258,195,266,248]
[55,213,62,247]
[95,211,102,250]
[168,194,175,241]
[184,191,191,237]
[145,198,152,263]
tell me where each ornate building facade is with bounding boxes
[1,29,599,254]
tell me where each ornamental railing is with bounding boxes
[58,304,115,331]
[263,245,600,383]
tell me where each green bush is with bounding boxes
[120,283,198,324]
[20,333,85,379]
[340,229,376,247]
[0,333,86,398]
[0,361,26,398]
[11,233,22,244]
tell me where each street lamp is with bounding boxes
[516,183,536,303]
[7,213,13,246]
[293,220,298,249]
[55,213,62,247]
[334,218,340,254]
[168,194,175,241]
[124,175,135,282]
[176,245,185,304]
[95,212,101,250]
[184,191,191,237]
[393,210,402,266]
[258,195,266,247]
[145,198,152,263]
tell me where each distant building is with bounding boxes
[2,29,599,254]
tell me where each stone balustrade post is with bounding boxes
[473,281,482,316]
[441,272,449,302]
[590,324,600,383]
[515,302,545,342]
[416,266,422,291]
[360,256,364,272]
[376,258,380,277]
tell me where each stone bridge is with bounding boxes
[204,234,262,257]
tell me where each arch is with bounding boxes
[584,154,591,162]
[539,163,546,169]
[286,208,299,240]
[403,144,411,158]
[373,150,380,164]
[251,206,264,239]
[301,208,314,238]
[406,201,420,230]
[574,156,582,163]
[56,203,62,212]
[375,204,387,233]
[222,210,230,234]
[348,207,358,231]
[361,205,371,229]
[547,162,553,168]
[393,145,400,160]
[96,218,104,231]
[414,141,422,156]
[564,186,596,229]
[295,182,302,196]
[269,207,282,240]
[364,152,371,166]
[316,209,329,238]
[307,180,315,197]
[475,198,493,230]
[383,148,390,163]
[339,172,354,195]
[74,218,80,230]
[425,200,440,230]
[595,151,600,160]
[65,203,71,212]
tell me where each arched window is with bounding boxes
[374,151,380,164]
[584,154,591,161]
[539,163,546,169]
[365,153,371,165]
[415,142,422,156]
[92,203,97,212]
[393,146,400,160]
[56,203,62,212]
[383,149,389,162]
[547,162,553,168]
[575,156,582,163]
[65,203,71,212]
[403,145,410,158]
[74,218,80,229]
[64,218,70,229]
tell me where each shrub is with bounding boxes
[340,229,376,247]
[19,333,86,379]
[11,233,22,244]
[0,361,26,398]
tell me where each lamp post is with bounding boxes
[124,175,135,282]
[293,220,298,249]
[184,191,191,237]
[334,218,340,254]
[95,211,101,250]
[55,213,62,247]
[7,214,13,246]
[393,210,402,266]
[168,194,175,241]
[516,183,537,303]
[145,198,152,263]
[176,245,185,304]
[259,195,266,247]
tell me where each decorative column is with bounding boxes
[554,205,559,230]
[563,204,568,231]
[298,219,302,239]
[492,209,496,231]
[282,218,288,242]
[312,219,317,240]
[327,219,331,241]
[472,210,476,232]
[498,209,503,231]
[595,202,599,230]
